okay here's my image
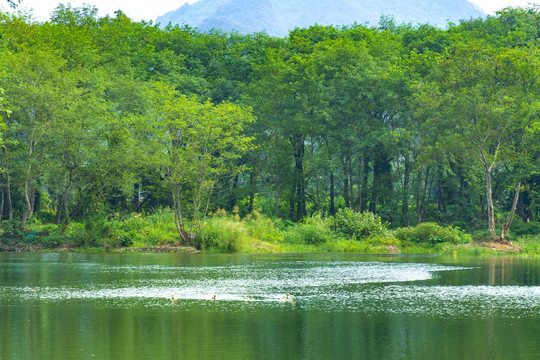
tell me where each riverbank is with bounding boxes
[1,209,538,256]
[1,235,536,256]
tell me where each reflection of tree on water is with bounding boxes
[487,256,515,286]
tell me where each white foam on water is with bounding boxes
[2,260,538,318]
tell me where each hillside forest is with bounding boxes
[0,5,539,250]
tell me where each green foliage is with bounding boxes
[151,83,255,242]
[34,210,56,223]
[321,238,371,253]
[82,210,180,248]
[332,208,390,239]
[0,220,25,238]
[0,6,538,250]
[510,220,540,236]
[395,222,471,247]
[514,233,540,255]
[244,210,283,243]
[283,216,338,245]
[196,216,248,253]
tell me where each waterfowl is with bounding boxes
[280,294,295,303]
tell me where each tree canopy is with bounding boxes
[0,4,538,242]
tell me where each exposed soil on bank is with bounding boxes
[466,241,522,253]
[118,246,199,253]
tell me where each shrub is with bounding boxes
[332,208,390,239]
[283,216,336,246]
[321,239,369,252]
[146,207,176,225]
[510,220,540,236]
[244,211,283,243]
[514,233,540,255]
[1,220,26,238]
[35,210,56,223]
[395,222,471,247]
[196,216,248,253]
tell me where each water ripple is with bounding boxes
[2,260,538,319]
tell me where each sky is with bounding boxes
[2,0,538,23]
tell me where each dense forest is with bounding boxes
[0,4,538,248]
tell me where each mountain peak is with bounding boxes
[156,0,485,36]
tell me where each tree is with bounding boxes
[415,42,540,240]
[6,0,20,8]
[0,46,80,225]
[151,83,254,243]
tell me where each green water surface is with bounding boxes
[0,252,538,359]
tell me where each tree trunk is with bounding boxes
[436,164,444,213]
[370,150,392,214]
[228,174,239,210]
[0,173,4,221]
[29,183,37,219]
[344,177,350,208]
[274,182,280,217]
[417,166,430,223]
[484,166,497,239]
[348,154,354,209]
[248,171,256,213]
[499,182,521,241]
[402,159,410,226]
[60,193,72,234]
[3,148,13,220]
[133,182,141,213]
[361,156,370,212]
[329,172,335,216]
[357,157,363,213]
[63,193,71,226]
[291,133,305,221]
[315,170,321,215]
[22,184,32,225]
[21,142,35,225]
[55,194,63,225]
[171,183,188,243]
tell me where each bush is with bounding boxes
[244,211,283,243]
[395,222,471,247]
[514,233,540,255]
[510,220,540,236]
[321,239,369,252]
[35,210,56,223]
[332,208,390,239]
[1,220,26,238]
[283,216,337,246]
[196,216,248,253]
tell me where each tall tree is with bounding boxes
[415,42,540,240]
[151,83,254,242]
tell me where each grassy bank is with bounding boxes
[1,208,539,256]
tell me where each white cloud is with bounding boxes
[4,0,539,23]
[3,0,199,22]
[469,0,537,14]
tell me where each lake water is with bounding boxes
[0,252,538,359]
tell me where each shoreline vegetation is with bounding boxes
[1,208,538,256]
[0,6,539,255]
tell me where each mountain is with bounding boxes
[156,0,485,37]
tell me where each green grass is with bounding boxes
[1,210,538,256]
